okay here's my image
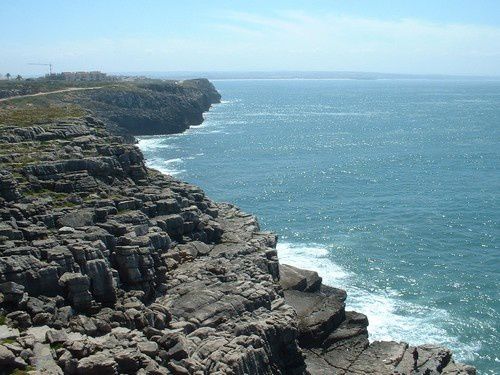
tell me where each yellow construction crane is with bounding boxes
[28,63,53,75]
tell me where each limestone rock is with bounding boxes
[284,289,345,347]
[33,342,64,374]
[86,259,116,304]
[0,281,25,304]
[137,340,159,358]
[59,273,92,311]
[0,344,17,367]
[58,209,95,228]
[77,352,118,374]
[280,263,323,292]
[46,329,68,344]
[0,325,20,341]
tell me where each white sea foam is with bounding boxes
[183,121,231,136]
[220,99,240,104]
[146,157,185,176]
[188,121,208,129]
[277,242,350,282]
[276,242,475,363]
[137,121,222,177]
[136,137,176,152]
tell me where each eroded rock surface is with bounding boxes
[279,263,475,375]
[62,79,222,138]
[0,114,306,374]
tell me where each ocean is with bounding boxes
[138,79,499,374]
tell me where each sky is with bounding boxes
[1,0,500,76]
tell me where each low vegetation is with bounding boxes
[10,366,36,375]
[0,105,85,127]
[0,79,116,94]
[50,342,64,350]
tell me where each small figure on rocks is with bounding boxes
[412,347,419,371]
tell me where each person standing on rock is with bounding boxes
[412,348,419,371]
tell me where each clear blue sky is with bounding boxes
[1,0,499,76]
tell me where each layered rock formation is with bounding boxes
[278,265,475,375]
[61,79,221,138]
[0,83,475,374]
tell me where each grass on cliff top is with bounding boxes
[23,188,82,208]
[0,140,55,153]
[0,79,117,93]
[0,104,86,127]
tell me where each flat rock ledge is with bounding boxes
[0,114,475,374]
[279,265,475,375]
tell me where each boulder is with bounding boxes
[279,264,322,293]
[33,342,64,374]
[443,361,477,374]
[0,325,20,341]
[0,255,61,296]
[0,171,21,201]
[77,352,118,374]
[284,289,345,347]
[46,329,68,344]
[137,340,159,358]
[59,273,92,311]
[25,297,46,315]
[176,241,211,258]
[156,214,184,239]
[57,209,95,228]
[6,310,32,329]
[86,259,116,304]
[0,281,25,304]
[114,348,142,373]
[322,311,369,347]
[0,344,16,367]
[114,246,155,291]
[156,199,180,214]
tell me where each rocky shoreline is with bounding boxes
[0,80,475,374]
[59,79,222,139]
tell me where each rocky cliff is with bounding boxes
[60,79,221,138]
[0,83,475,374]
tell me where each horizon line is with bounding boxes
[109,70,500,79]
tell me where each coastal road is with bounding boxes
[0,86,103,102]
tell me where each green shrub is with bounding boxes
[10,366,36,375]
[50,342,64,350]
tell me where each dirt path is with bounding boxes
[0,86,103,102]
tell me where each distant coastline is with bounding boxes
[111,70,500,81]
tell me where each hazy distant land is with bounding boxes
[115,70,500,81]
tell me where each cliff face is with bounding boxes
[62,79,221,137]
[0,83,475,375]
[0,112,304,374]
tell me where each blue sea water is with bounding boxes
[138,79,500,374]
